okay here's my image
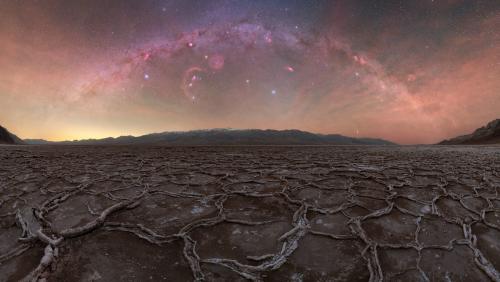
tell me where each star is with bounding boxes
[271,90,277,95]
[144,74,149,80]
[264,33,273,43]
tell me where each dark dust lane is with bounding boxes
[0,146,499,281]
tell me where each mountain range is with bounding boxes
[0,125,23,144]
[23,129,396,146]
[5,120,500,146]
[439,119,500,145]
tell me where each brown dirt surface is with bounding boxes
[0,145,499,281]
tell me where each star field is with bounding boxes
[0,0,499,143]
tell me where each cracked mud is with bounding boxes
[0,145,499,281]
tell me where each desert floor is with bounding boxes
[1,145,499,281]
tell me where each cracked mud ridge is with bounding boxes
[1,146,499,281]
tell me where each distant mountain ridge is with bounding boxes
[25,129,396,145]
[439,119,500,145]
[0,125,23,144]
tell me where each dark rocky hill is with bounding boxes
[439,119,500,145]
[0,125,23,144]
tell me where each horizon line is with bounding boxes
[20,127,400,144]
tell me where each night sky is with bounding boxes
[1,0,499,144]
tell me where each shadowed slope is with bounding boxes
[439,119,500,145]
[0,125,23,144]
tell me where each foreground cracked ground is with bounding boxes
[0,146,499,281]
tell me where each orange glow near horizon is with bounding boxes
[1,1,499,144]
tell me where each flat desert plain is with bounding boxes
[1,145,499,281]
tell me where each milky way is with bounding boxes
[0,0,499,144]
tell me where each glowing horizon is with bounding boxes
[1,1,499,144]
